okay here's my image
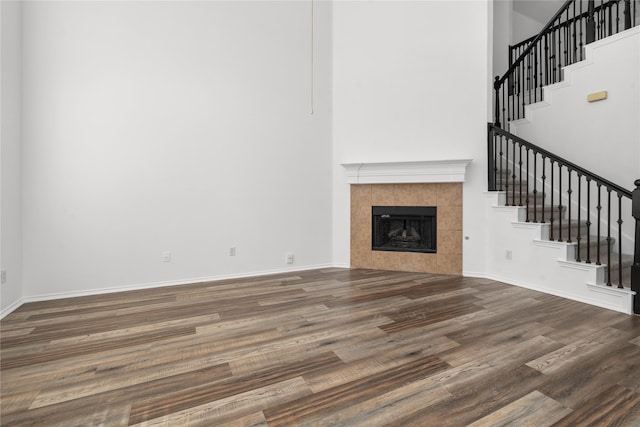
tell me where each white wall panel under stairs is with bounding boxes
[482,191,635,314]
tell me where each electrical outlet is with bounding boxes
[1,270,6,284]
[229,247,236,256]
[286,253,294,264]
[162,251,171,263]
[505,250,512,260]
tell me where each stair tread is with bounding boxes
[564,254,633,264]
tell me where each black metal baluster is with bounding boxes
[573,1,578,63]
[505,136,510,202]
[587,0,596,43]
[604,2,608,37]
[518,143,523,206]
[556,26,561,83]
[586,178,592,264]
[608,0,613,36]
[579,0,585,60]
[617,193,623,288]
[552,30,557,84]
[525,147,530,222]
[564,19,569,67]
[567,169,573,243]
[487,123,496,191]
[541,156,546,223]
[515,65,520,120]
[508,46,514,96]
[545,33,550,86]
[502,86,507,130]
[538,41,544,100]
[494,131,499,191]
[598,0,603,39]
[550,160,555,240]
[499,135,504,191]
[596,183,602,265]
[604,0,608,36]
[494,77,501,127]
[521,60,525,119]
[558,164,563,242]
[507,84,512,124]
[577,174,582,262]
[528,50,532,101]
[533,154,538,222]
[534,45,539,102]
[512,139,517,206]
[607,188,612,285]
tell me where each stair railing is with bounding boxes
[494,0,638,129]
[488,124,638,312]
[509,0,637,69]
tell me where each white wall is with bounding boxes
[331,0,492,275]
[21,1,333,299]
[1,0,23,315]
[512,9,546,44]
[493,0,512,80]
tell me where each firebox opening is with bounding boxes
[372,206,437,253]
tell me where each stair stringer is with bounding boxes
[484,191,634,314]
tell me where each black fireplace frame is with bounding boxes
[371,206,437,253]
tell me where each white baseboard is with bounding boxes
[0,297,25,320]
[14,264,338,308]
[479,272,633,315]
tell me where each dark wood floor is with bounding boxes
[2,268,640,426]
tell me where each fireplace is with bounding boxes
[372,206,437,253]
[342,160,469,273]
[348,183,462,275]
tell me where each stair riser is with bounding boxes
[506,194,546,205]
[604,268,632,287]
[577,240,611,261]
[549,228,589,241]
[525,207,566,220]
[547,220,590,241]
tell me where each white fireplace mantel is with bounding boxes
[341,159,472,184]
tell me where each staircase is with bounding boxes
[488,0,640,314]
[495,166,633,285]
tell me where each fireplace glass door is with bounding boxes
[372,206,436,253]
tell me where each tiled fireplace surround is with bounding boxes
[344,160,469,275]
[350,183,462,275]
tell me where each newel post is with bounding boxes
[488,124,496,192]
[632,179,640,314]
[494,76,501,129]
[586,0,596,43]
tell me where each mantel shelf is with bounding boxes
[341,159,472,184]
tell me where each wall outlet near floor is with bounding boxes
[1,270,6,284]
[162,251,172,263]
[505,250,513,260]
[286,253,294,264]
[229,247,236,256]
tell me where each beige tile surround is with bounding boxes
[350,183,462,275]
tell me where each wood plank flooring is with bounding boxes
[2,268,640,426]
